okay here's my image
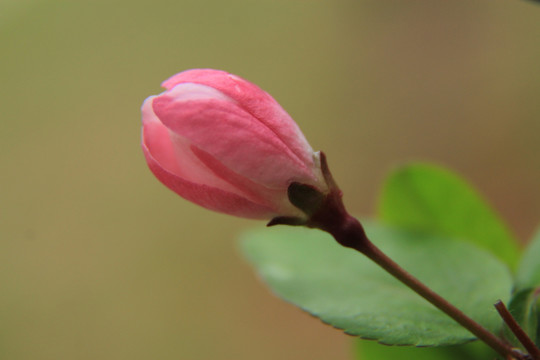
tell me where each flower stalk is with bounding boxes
[270,152,528,360]
[495,300,540,360]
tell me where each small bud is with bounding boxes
[141,69,327,219]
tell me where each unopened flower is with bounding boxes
[141,69,327,219]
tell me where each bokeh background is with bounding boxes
[2,0,539,359]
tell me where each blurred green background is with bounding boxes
[1,0,539,359]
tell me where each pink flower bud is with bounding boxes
[141,69,326,219]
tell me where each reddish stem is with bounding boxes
[278,152,529,360]
[495,300,540,360]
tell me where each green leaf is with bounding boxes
[241,221,513,346]
[355,338,496,360]
[517,227,540,289]
[501,288,538,349]
[378,163,520,269]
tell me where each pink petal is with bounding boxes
[141,96,184,177]
[142,96,255,198]
[142,143,276,219]
[189,144,286,208]
[161,69,314,169]
[153,94,315,188]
